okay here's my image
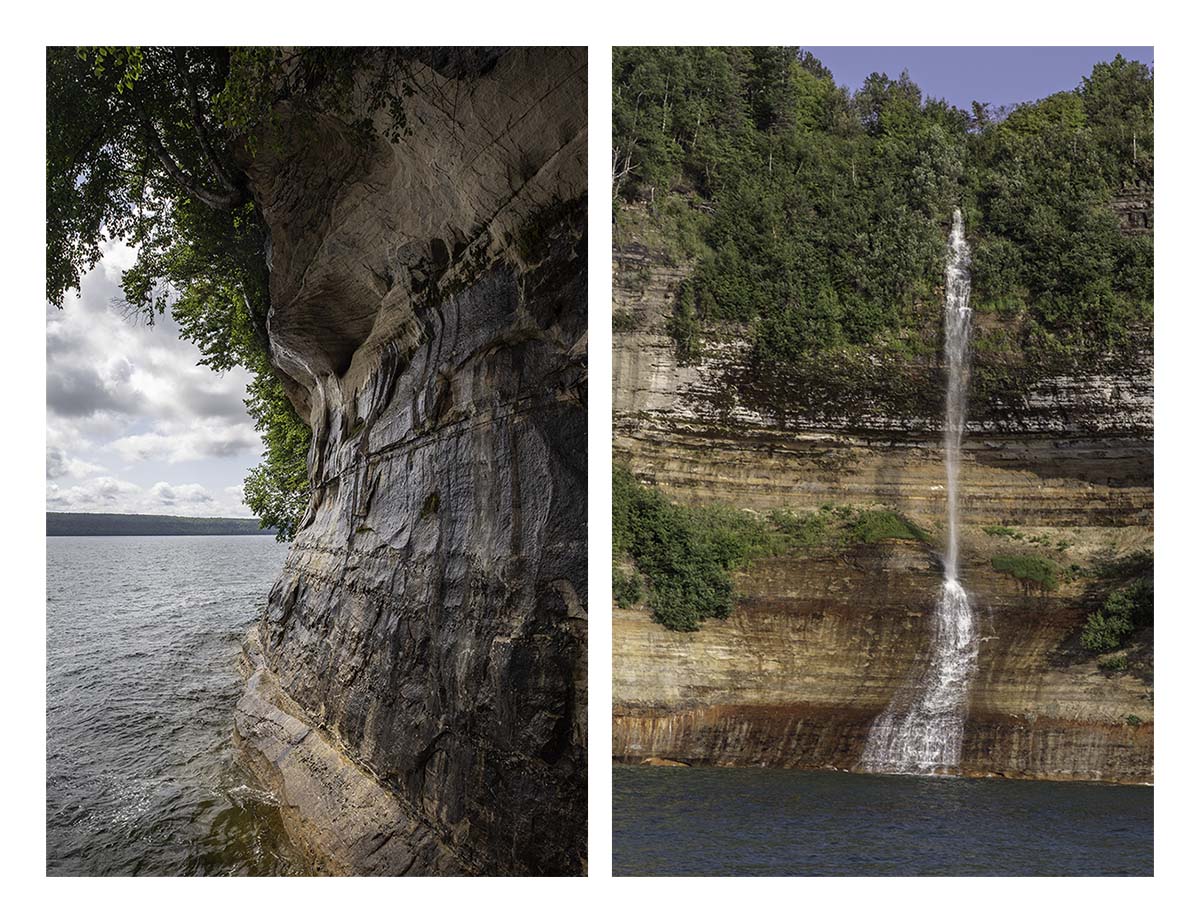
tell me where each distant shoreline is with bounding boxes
[47,512,277,537]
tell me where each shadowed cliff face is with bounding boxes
[234,48,587,876]
[612,229,1152,784]
[613,546,1152,783]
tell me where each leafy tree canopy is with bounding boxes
[47,47,415,538]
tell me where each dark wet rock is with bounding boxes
[235,47,587,876]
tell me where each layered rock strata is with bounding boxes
[235,48,588,875]
[612,227,1152,783]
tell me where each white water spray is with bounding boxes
[861,209,980,775]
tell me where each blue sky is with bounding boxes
[803,46,1154,110]
[46,242,262,518]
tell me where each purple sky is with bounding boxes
[803,46,1154,110]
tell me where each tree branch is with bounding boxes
[183,64,241,196]
[142,117,245,210]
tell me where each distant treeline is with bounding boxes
[47,512,276,537]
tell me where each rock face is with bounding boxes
[612,224,1152,784]
[234,48,588,875]
[1113,182,1154,236]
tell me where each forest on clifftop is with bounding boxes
[612,47,1153,373]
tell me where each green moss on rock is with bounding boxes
[991,554,1060,591]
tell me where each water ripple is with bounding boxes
[614,765,1152,876]
[47,535,306,876]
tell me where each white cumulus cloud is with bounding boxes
[46,240,269,518]
[110,421,259,464]
[46,447,105,480]
[48,476,251,518]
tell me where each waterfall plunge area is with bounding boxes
[862,209,981,776]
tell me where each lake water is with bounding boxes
[46,535,308,876]
[613,765,1152,876]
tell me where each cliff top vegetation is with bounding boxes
[613,48,1152,378]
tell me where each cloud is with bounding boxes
[46,364,141,418]
[47,238,256,428]
[46,447,105,480]
[170,374,251,421]
[47,308,253,426]
[111,421,259,464]
[47,476,141,509]
[47,476,251,518]
[107,357,133,383]
[151,481,213,505]
[46,241,268,520]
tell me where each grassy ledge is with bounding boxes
[991,554,1060,591]
[613,466,928,631]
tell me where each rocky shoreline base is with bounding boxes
[233,629,471,875]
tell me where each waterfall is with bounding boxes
[861,209,980,775]
[941,209,972,583]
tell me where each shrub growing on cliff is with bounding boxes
[613,467,788,631]
[241,371,311,541]
[612,468,934,630]
[1081,611,1128,652]
[611,467,733,630]
[850,510,930,545]
[768,508,832,546]
[670,279,703,363]
[991,554,1060,591]
[1081,577,1153,652]
[612,311,638,333]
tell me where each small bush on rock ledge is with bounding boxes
[613,467,772,631]
[1081,577,1154,652]
[991,554,1060,591]
[850,510,930,545]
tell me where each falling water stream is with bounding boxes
[862,209,980,775]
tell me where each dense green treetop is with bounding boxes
[613,48,1152,371]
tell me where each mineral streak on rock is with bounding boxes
[234,48,587,875]
[611,227,1152,784]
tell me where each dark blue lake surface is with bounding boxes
[613,764,1152,876]
[47,535,305,876]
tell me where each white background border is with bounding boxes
[3,1,1195,909]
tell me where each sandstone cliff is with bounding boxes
[233,48,587,875]
[612,217,1152,784]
